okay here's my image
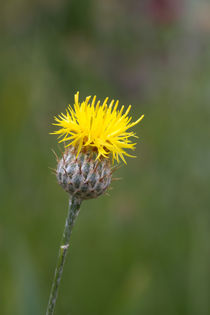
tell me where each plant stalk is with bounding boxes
[46,195,82,315]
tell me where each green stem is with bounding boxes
[46,195,82,315]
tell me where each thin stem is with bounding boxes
[46,195,82,315]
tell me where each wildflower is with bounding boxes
[51,92,143,200]
[47,92,144,314]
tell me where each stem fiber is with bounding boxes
[46,195,81,315]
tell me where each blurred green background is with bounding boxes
[1,0,210,314]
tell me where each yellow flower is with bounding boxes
[51,92,144,163]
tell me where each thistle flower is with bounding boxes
[46,92,144,315]
[51,92,144,200]
[52,91,144,164]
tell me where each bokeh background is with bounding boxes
[1,0,210,314]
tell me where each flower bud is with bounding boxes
[57,147,112,200]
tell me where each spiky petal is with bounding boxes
[51,92,144,164]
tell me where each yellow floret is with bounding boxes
[51,92,144,163]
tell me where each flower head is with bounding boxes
[52,92,144,163]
